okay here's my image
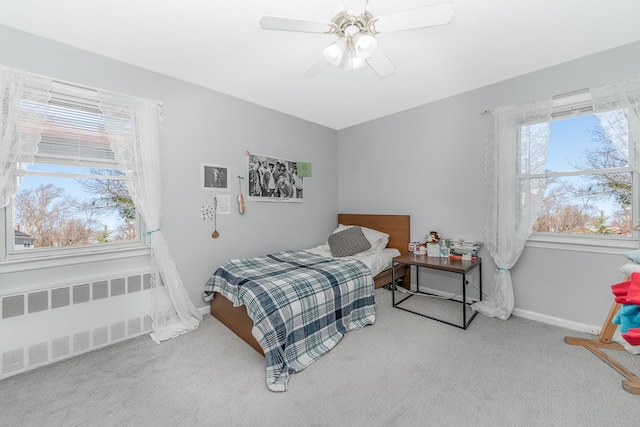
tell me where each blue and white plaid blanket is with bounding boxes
[203,250,376,391]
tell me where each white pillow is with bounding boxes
[620,262,640,276]
[333,224,389,251]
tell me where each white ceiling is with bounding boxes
[2,0,640,130]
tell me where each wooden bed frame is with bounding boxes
[209,213,410,355]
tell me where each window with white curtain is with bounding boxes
[2,66,200,340]
[524,92,638,251]
[1,82,142,261]
[474,77,640,320]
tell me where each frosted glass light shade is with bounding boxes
[323,39,347,66]
[347,50,367,70]
[355,35,377,59]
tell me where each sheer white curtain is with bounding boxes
[472,99,553,320]
[97,91,202,343]
[591,74,640,173]
[0,66,51,207]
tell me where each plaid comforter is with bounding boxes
[203,250,376,392]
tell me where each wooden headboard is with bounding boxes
[338,214,410,254]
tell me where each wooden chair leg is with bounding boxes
[565,282,640,395]
[599,301,621,344]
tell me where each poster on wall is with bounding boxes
[201,163,230,191]
[247,153,304,202]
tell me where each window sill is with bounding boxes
[526,234,639,255]
[0,244,151,274]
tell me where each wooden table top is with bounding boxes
[393,252,481,274]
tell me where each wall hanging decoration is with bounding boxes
[201,163,230,191]
[247,153,305,202]
[296,162,312,177]
[212,197,220,239]
[215,194,231,214]
[237,175,246,214]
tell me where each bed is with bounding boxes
[203,213,410,390]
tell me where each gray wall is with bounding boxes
[338,41,640,327]
[4,22,640,329]
[0,25,339,308]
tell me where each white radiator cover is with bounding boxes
[0,270,153,379]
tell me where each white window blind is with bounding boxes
[30,82,117,167]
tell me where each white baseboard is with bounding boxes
[511,307,601,337]
[198,305,210,316]
[408,283,602,337]
[408,283,479,305]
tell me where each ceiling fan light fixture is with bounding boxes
[344,49,367,71]
[260,1,456,78]
[354,34,377,59]
[323,39,347,66]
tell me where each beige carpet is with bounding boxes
[2,288,640,426]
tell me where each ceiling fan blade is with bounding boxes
[366,47,396,78]
[304,53,330,78]
[259,16,333,33]
[372,1,455,33]
[343,0,369,16]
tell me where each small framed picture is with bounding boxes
[201,163,230,191]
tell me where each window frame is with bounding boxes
[0,83,150,272]
[523,97,640,254]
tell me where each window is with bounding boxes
[2,83,143,262]
[523,97,638,250]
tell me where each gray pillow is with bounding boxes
[328,226,371,257]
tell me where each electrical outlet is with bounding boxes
[201,205,214,221]
[584,326,600,336]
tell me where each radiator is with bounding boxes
[0,270,153,379]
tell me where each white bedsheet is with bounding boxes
[306,244,400,277]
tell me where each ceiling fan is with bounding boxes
[259,0,455,78]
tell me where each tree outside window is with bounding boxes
[13,168,136,249]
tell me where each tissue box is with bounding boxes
[427,243,440,257]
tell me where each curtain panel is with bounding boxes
[97,91,202,343]
[0,66,51,208]
[472,99,553,320]
[475,72,640,321]
[591,74,640,174]
[1,64,201,342]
